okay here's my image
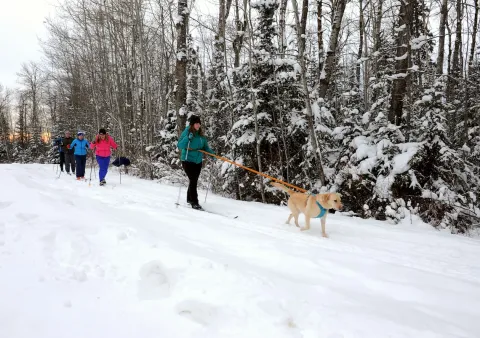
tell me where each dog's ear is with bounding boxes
[320,193,330,205]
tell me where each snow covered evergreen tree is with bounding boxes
[0,85,13,163]
[224,0,307,202]
[392,81,480,232]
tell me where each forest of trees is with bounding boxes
[0,0,479,233]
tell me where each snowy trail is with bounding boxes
[1,164,479,338]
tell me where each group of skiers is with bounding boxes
[54,128,118,186]
[53,115,214,209]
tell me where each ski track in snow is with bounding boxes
[0,163,479,338]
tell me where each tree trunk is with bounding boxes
[317,0,324,80]
[356,0,365,85]
[233,0,247,69]
[291,0,326,186]
[318,0,347,99]
[452,0,463,77]
[448,0,463,100]
[279,0,288,56]
[389,0,415,125]
[363,8,369,109]
[436,0,448,75]
[215,0,227,79]
[247,0,266,203]
[464,0,479,142]
[175,0,189,135]
[468,0,479,72]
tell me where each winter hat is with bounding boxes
[189,115,201,125]
[77,131,85,136]
[99,128,107,135]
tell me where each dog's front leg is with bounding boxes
[321,216,328,238]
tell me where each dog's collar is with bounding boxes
[308,193,327,218]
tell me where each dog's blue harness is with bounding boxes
[308,193,327,218]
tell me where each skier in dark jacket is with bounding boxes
[53,136,65,172]
[62,131,76,175]
[177,115,214,210]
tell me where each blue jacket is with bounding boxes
[54,137,63,153]
[70,138,90,156]
[177,127,214,164]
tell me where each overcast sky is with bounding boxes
[0,0,54,89]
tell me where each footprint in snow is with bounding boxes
[16,213,39,222]
[0,223,4,246]
[137,260,171,300]
[117,232,128,241]
[95,266,105,278]
[71,269,88,282]
[0,222,7,247]
[176,300,217,326]
[0,201,12,209]
[117,228,136,241]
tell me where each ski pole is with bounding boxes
[185,139,191,161]
[53,140,59,172]
[176,185,182,207]
[56,162,62,179]
[117,149,122,185]
[55,152,61,179]
[176,139,191,208]
[88,152,95,186]
[204,164,213,203]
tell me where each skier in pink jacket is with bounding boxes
[90,128,118,186]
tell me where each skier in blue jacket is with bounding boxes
[69,131,90,180]
[177,115,214,210]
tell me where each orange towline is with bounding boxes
[196,149,307,193]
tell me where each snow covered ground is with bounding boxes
[1,164,479,338]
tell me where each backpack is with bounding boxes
[112,157,131,167]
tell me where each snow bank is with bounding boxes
[1,164,479,338]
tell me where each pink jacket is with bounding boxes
[90,134,118,157]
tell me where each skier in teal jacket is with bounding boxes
[177,115,214,210]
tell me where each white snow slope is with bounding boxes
[1,164,480,338]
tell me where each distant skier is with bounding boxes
[177,115,215,210]
[90,128,118,186]
[53,135,64,172]
[62,131,76,175]
[69,131,90,180]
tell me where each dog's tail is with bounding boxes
[271,182,294,195]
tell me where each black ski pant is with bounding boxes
[59,152,65,171]
[65,153,76,173]
[75,155,87,178]
[182,161,202,205]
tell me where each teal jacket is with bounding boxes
[177,127,214,164]
[70,138,90,156]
